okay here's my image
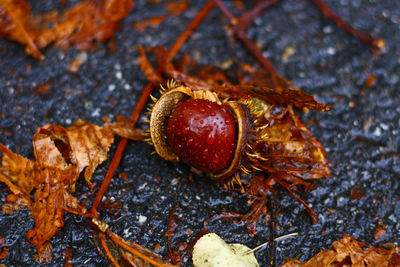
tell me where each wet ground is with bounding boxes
[0,0,399,266]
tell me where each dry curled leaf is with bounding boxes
[0,0,42,59]
[0,0,134,59]
[35,0,135,51]
[0,119,143,262]
[280,236,400,267]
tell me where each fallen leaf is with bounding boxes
[0,0,43,59]
[35,0,135,51]
[280,236,400,267]
[0,0,134,58]
[0,118,143,262]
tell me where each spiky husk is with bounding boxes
[147,81,329,199]
[148,82,251,183]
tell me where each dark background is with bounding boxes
[0,0,399,266]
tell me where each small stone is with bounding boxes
[138,215,147,225]
[116,71,122,80]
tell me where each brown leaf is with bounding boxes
[0,119,142,262]
[36,0,135,51]
[252,104,329,180]
[216,68,329,111]
[138,45,164,85]
[0,143,37,205]
[108,116,146,141]
[0,0,43,59]
[0,0,134,58]
[280,236,400,267]
[63,120,116,186]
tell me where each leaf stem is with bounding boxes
[240,232,299,256]
[99,232,121,267]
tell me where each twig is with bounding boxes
[311,0,385,51]
[238,0,280,31]
[168,0,215,61]
[213,0,277,73]
[236,30,277,73]
[273,176,318,224]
